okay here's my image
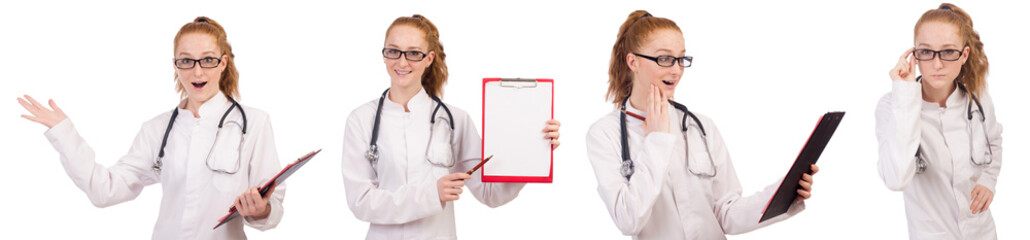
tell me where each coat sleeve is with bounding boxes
[700,118,804,235]
[458,114,527,208]
[341,110,443,224]
[586,118,675,236]
[875,81,923,191]
[242,114,285,230]
[43,118,160,208]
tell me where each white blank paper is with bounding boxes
[482,80,553,178]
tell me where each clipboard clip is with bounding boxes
[499,78,539,89]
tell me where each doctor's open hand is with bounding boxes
[795,164,819,202]
[234,182,276,220]
[643,84,670,136]
[437,173,470,204]
[18,95,68,128]
[889,47,918,82]
[970,184,993,214]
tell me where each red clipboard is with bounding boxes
[481,78,553,183]
[213,149,322,229]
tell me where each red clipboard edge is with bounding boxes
[480,78,554,183]
[260,149,322,193]
[213,149,322,229]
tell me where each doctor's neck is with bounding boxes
[182,93,218,118]
[388,84,423,112]
[921,80,957,108]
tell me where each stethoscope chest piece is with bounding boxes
[620,160,634,178]
[153,159,163,171]
[366,145,380,165]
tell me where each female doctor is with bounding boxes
[341,14,561,239]
[877,3,1002,239]
[585,10,818,239]
[17,17,284,239]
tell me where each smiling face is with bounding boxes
[628,28,685,98]
[174,33,226,105]
[914,21,968,90]
[384,25,434,92]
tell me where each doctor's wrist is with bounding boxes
[252,202,272,220]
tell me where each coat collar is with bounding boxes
[384,88,433,113]
[176,93,231,119]
[921,84,966,110]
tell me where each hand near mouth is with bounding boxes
[643,84,670,136]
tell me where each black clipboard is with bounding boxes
[213,149,321,229]
[759,112,844,223]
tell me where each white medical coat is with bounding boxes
[586,102,805,239]
[342,89,525,240]
[876,81,1002,239]
[43,93,285,239]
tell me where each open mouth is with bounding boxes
[191,81,208,89]
[395,70,412,76]
[661,80,675,86]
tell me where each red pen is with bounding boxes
[466,155,494,175]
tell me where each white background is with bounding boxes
[1,0,1027,239]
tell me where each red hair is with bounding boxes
[173,16,240,99]
[607,10,681,107]
[386,14,449,98]
[915,3,989,97]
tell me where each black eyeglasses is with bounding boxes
[174,57,222,69]
[382,48,428,61]
[914,48,963,61]
[633,53,693,68]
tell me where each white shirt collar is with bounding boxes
[921,85,967,110]
[384,88,433,113]
[177,93,231,119]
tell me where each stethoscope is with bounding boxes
[619,98,716,180]
[914,77,993,174]
[154,96,247,174]
[365,88,455,172]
